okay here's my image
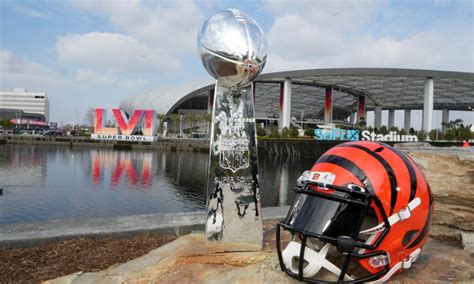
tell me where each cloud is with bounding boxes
[70,0,204,53]
[263,0,473,73]
[0,49,68,90]
[75,68,115,84]
[118,78,147,88]
[10,3,49,19]
[56,32,180,73]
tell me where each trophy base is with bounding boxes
[207,241,262,254]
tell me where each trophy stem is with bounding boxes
[205,82,263,253]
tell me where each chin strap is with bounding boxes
[369,248,422,283]
[360,197,421,236]
[358,197,421,255]
[358,197,422,282]
[282,241,354,281]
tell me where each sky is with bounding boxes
[0,0,473,128]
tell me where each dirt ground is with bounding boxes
[0,234,178,283]
[0,220,465,284]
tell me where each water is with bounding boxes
[0,144,316,224]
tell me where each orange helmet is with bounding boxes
[276,141,433,282]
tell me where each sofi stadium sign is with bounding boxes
[91,108,157,142]
[314,128,418,142]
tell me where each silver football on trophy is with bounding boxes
[198,9,267,88]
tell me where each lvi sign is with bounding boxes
[91,108,157,142]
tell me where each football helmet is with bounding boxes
[276,141,433,282]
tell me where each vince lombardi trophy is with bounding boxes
[198,9,267,252]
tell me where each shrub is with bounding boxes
[281,127,290,138]
[443,119,472,141]
[290,127,299,138]
[378,126,389,135]
[304,127,315,137]
[417,130,426,141]
[256,125,266,136]
[388,126,399,133]
[428,129,440,140]
[269,125,280,138]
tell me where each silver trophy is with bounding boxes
[198,9,267,252]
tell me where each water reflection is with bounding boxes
[0,145,47,188]
[0,144,317,224]
[90,150,153,190]
[259,155,315,208]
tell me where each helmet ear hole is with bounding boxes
[402,230,420,247]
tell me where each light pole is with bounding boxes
[300,111,304,129]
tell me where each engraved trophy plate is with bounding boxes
[198,9,267,252]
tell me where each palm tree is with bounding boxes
[188,113,198,132]
[170,114,180,136]
[156,113,167,136]
[203,113,212,137]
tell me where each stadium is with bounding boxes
[120,68,474,135]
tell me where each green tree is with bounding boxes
[157,113,167,136]
[0,118,13,129]
[443,119,472,141]
[190,113,199,131]
[170,114,180,135]
[428,129,441,141]
[203,113,212,137]
[409,127,416,135]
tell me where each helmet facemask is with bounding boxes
[276,172,392,283]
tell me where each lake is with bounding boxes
[0,144,316,224]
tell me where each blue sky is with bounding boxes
[0,0,473,127]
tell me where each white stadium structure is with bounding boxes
[120,68,474,133]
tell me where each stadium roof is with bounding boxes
[120,68,474,120]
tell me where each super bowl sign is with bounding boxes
[314,128,418,142]
[91,108,157,142]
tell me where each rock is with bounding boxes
[461,232,474,254]
[44,233,298,284]
[397,144,474,242]
[390,238,473,282]
[45,225,474,283]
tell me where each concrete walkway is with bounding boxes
[0,206,289,247]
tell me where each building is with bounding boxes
[0,88,50,132]
[0,88,50,123]
[120,68,474,133]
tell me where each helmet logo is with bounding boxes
[311,172,336,185]
[297,170,336,187]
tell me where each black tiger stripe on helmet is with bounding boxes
[336,142,399,215]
